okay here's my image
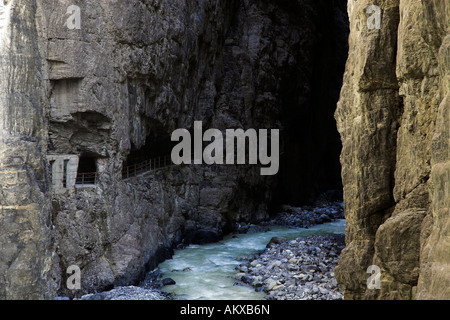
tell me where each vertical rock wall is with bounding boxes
[0,0,57,299]
[416,0,450,300]
[335,0,449,300]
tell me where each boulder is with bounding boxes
[189,229,223,245]
[162,278,176,286]
[266,237,286,248]
[319,214,332,223]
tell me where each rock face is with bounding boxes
[335,0,449,299]
[0,0,58,300]
[0,0,348,299]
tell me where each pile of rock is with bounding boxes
[234,235,345,300]
[80,286,170,300]
[269,200,345,228]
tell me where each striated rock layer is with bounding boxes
[335,0,449,299]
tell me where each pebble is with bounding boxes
[270,261,282,269]
[238,233,345,300]
[267,280,277,291]
[239,266,248,272]
[235,273,246,280]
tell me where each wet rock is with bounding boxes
[239,266,248,273]
[234,273,246,280]
[189,229,223,245]
[319,214,332,223]
[246,225,271,234]
[266,237,286,248]
[241,275,253,284]
[162,278,176,286]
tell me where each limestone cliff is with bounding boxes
[335,0,449,300]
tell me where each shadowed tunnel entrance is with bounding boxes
[122,124,177,178]
[270,0,349,209]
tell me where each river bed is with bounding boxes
[158,219,346,300]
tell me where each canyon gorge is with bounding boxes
[0,0,448,300]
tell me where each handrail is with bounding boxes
[121,152,246,180]
[122,155,173,179]
[66,154,173,185]
[76,172,98,186]
[74,152,252,183]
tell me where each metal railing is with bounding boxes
[122,155,173,179]
[76,172,98,186]
[60,151,258,185]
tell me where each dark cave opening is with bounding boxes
[76,154,98,185]
[270,0,349,210]
[77,156,97,174]
[123,125,175,170]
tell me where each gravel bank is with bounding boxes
[268,199,345,229]
[234,234,345,300]
[79,286,170,300]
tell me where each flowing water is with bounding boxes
[158,219,346,300]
